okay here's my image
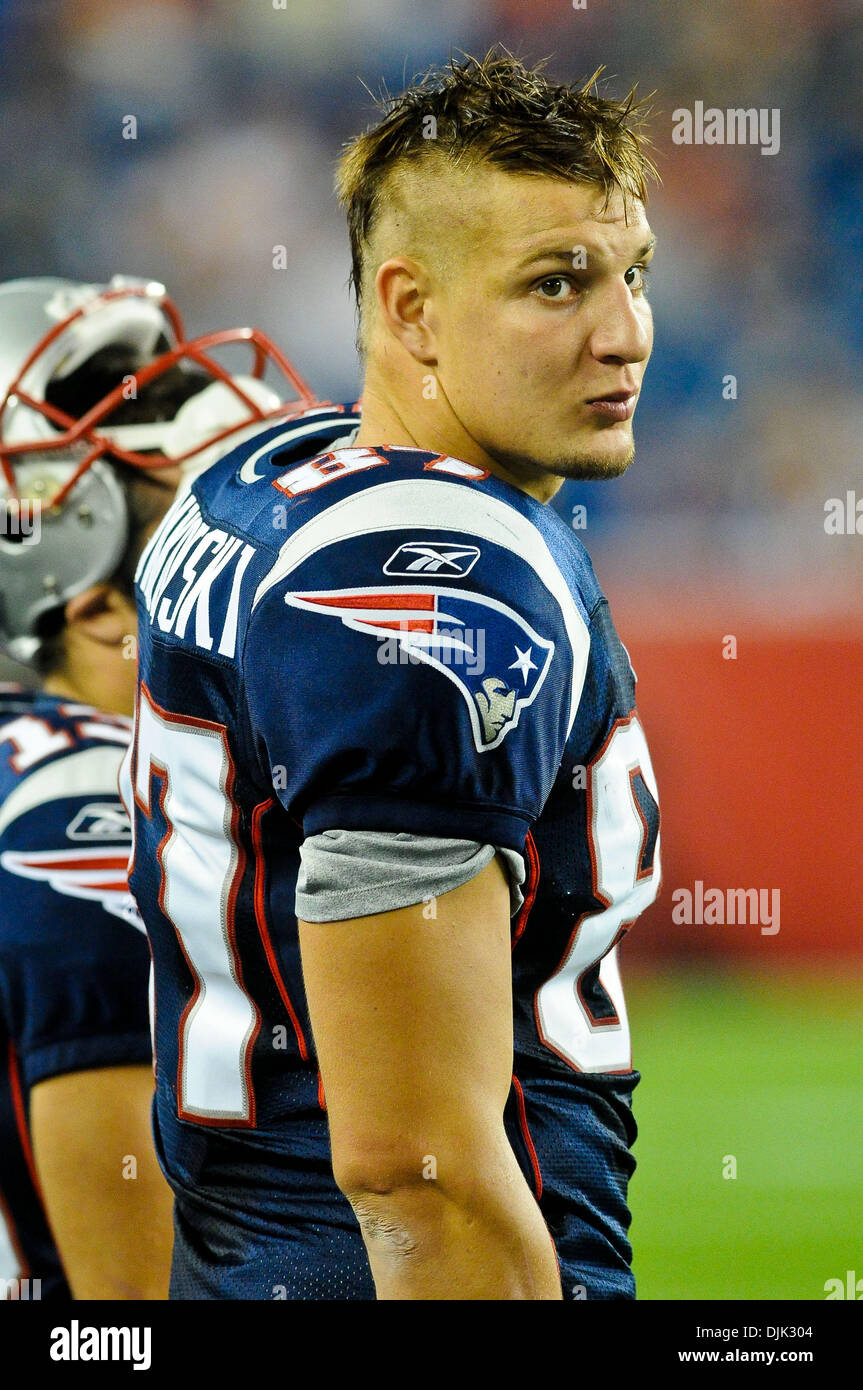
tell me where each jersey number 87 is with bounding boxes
[123,695,660,1125]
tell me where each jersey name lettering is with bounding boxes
[137,494,256,658]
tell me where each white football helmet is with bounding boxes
[0,275,319,664]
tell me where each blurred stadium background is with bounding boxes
[1,0,860,1300]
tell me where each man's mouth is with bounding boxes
[585,389,638,422]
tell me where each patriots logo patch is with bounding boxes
[286,584,554,751]
[0,848,145,932]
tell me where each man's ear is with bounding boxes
[374,257,438,364]
[63,584,134,650]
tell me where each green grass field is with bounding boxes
[625,968,863,1301]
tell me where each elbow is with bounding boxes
[332,1147,434,1207]
[332,1133,515,1242]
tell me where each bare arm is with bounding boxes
[299,854,561,1300]
[30,1064,173,1299]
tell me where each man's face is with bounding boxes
[426,169,655,484]
[127,464,183,549]
[115,463,182,594]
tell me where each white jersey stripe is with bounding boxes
[0,746,125,838]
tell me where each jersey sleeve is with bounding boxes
[0,742,152,1089]
[295,828,526,921]
[243,481,591,853]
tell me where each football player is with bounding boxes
[0,275,317,1298]
[128,53,661,1301]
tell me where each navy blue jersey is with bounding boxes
[127,405,661,1301]
[0,689,152,1300]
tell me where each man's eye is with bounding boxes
[625,264,650,293]
[537,276,574,300]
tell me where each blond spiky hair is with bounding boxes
[336,49,658,331]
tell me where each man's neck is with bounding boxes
[354,381,563,505]
[43,663,134,718]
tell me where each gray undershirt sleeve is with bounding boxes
[295,829,526,922]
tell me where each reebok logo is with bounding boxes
[383,541,480,577]
[66,802,132,841]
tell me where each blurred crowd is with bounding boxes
[0,0,861,589]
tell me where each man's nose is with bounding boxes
[587,281,652,364]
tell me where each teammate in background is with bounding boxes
[0,275,316,1298]
[129,53,662,1301]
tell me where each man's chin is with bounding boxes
[486,431,635,486]
[548,438,636,481]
